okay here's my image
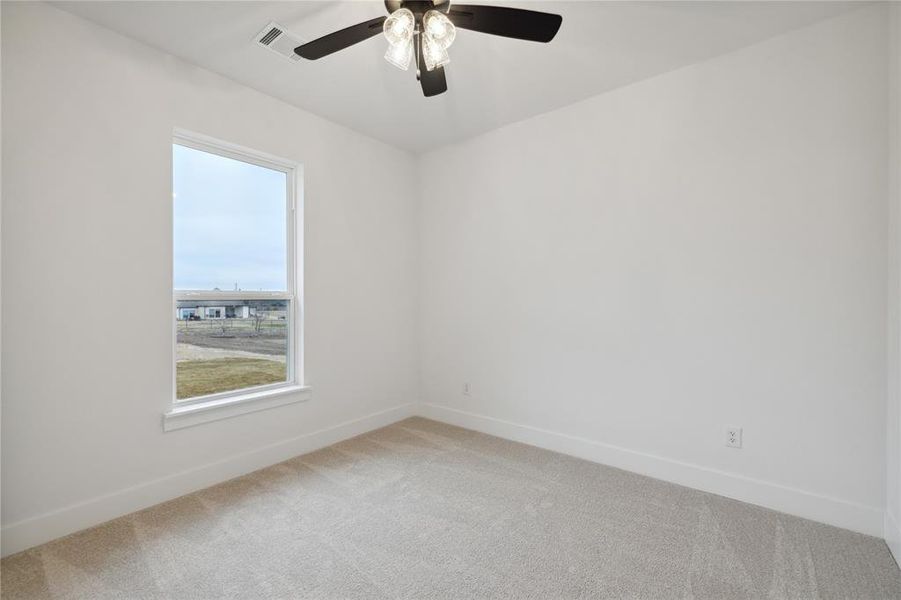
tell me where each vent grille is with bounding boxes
[259,27,283,46]
[254,22,304,62]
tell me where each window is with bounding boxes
[172,132,299,406]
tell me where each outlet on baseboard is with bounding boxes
[725,426,742,449]
[463,382,471,396]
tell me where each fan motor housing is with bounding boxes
[384,0,450,16]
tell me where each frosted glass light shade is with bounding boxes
[422,33,450,71]
[383,8,415,46]
[423,10,455,48]
[384,37,413,70]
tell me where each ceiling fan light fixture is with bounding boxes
[384,36,413,70]
[422,33,450,72]
[383,8,415,46]
[423,10,456,49]
[295,1,562,97]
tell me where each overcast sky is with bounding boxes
[173,144,287,291]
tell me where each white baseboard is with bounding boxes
[418,403,883,537]
[887,511,901,566]
[1,402,416,558]
[2,400,885,558]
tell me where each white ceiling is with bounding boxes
[54,1,863,153]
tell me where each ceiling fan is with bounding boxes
[294,0,562,97]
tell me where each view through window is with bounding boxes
[173,139,295,401]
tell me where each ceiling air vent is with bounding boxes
[255,22,304,62]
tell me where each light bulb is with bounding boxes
[422,33,449,71]
[384,37,413,71]
[383,8,414,46]
[423,10,455,49]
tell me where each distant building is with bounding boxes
[176,301,253,320]
[176,299,288,321]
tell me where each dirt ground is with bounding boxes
[176,327,286,356]
[176,343,286,363]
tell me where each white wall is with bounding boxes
[419,6,889,536]
[1,1,419,556]
[886,1,901,563]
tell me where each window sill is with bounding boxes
[163,385,311,432]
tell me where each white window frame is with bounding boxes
[165,129,309,431]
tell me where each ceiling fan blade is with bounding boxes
[294,16,387,60]
[420,65,448,97]
[417,35,448,97]
[447,5,562,42]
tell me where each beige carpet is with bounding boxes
[2,417,900,599]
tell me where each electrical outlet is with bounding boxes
[725,426,742,449]
[463,382,471,396]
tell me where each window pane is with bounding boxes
[176,299,288,400]
[173,144,287,292]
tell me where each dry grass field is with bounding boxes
[176,317,287,399]
[176,357,286,399]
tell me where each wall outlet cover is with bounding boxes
[725,426,742,448]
